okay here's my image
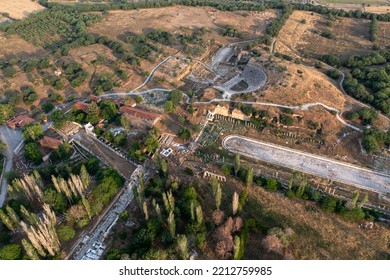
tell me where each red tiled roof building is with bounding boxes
[6,115,35,129]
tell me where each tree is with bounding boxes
[24,143,43,164]
[265,178,278,192]
[22,123,43,142]
[232,192,239,216]
[168,90,183,107]
[86,102,100,124]
[362,135,380,153]
[161,159,168,178]
[221,164,231,176]
[176,235,188,260]
[80,165,91,189]
[0,104,14,125]
[144,135,159,154]
[234,154,241,176]
[22,239,39,260]
[233,235,241,260]
[178,128,191,141]
[41,102,54,113]
[120,115,132,132]
[113,133,127,147]
[2,66,17,78]
[164,100,175,113]
[215,183,222,210]
[167,211,176,238]
[57,225,76,241]
[246,167,254,188]
[135,96,143,103]
[0,209,15,231]
[100,100,118,121]
[0,140,6,152]
[8,171,44,204]
[51,109,67,129]
[320,196,337,213]
[20,205,60,257]
[0,244,22,260]
[44,189,67,213]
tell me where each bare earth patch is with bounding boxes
[378,22,390,47]
[248,186,390,260]
[276,10,376,58]
[0,33,45,60]
[260,61,347,111]
[0,0,45,20]
[89,6,278,44]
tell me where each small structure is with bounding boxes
[207,105,250,122]
[203,171,226,182]
[73,101,89,112]
[54,69,62,77]
[116,99,136,107]
[89,95,101,103]
[57,121,82,140]
[39,136,63,150]
[161,148,173,157]
[120,107,161,125]
[6,115,35,129]
[84,123,95,137]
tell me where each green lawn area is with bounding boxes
[319,0,389,5]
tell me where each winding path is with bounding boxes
[100,44,364,133]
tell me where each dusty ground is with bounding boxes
[0,33,45,60]
[89,6,278,44]
[259,60,347,111]
[246,185,390,260]
[365,5,390,13]
[378,22,390,47]
[275,10,376,58]
[0,0,45,20]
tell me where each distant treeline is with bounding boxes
[35,0,390,22]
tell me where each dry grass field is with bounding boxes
[275,10,376,58]
[253,60,347,111]
[0,34,45,60]
[378,22,390,47]
[246,186,390,259]
[89,6,278,44]
[0,0,45,20]
[365,5,390,13]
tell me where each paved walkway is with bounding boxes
[0,125,22,207]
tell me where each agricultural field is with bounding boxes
[0,0,45,20]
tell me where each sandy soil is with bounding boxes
[0,0,45,20]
